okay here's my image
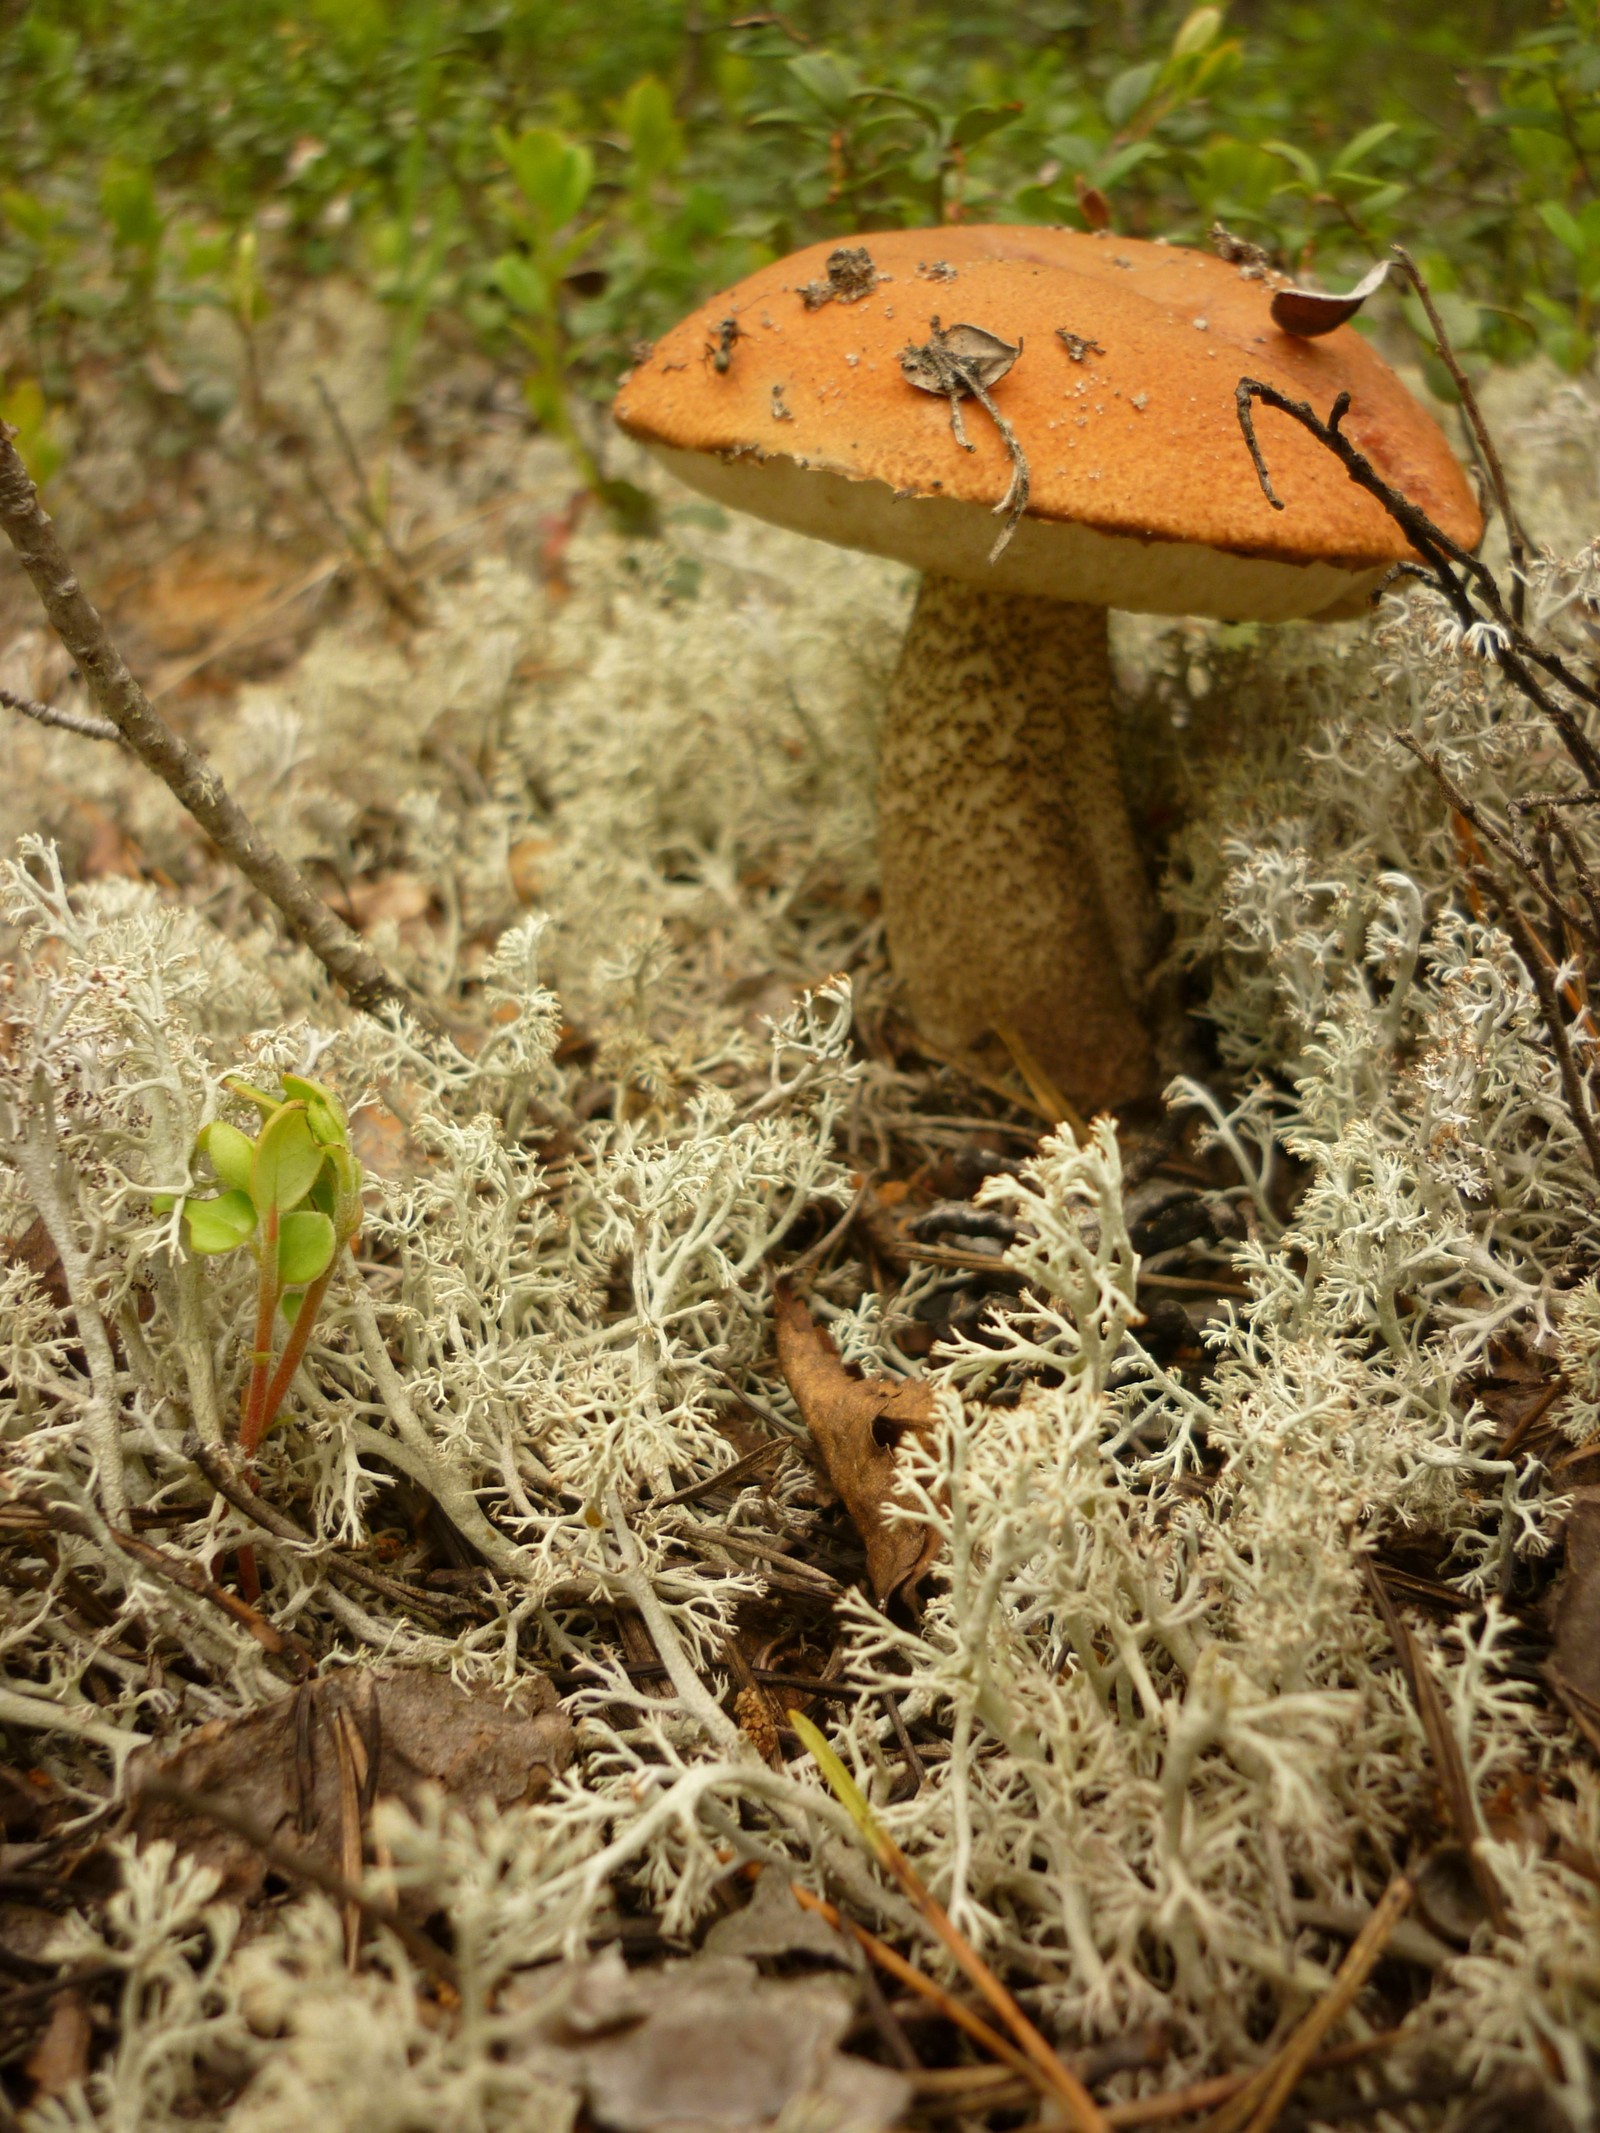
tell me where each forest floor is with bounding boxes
[2,277,1599,2131]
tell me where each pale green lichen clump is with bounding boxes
[4,365,1600,2125]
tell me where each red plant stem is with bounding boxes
[252,1261,337,1452]
[240,1207,281,1458]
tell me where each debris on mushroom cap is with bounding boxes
[799,244,884,309]
[1210,220,1279,279]
[1057,328,1105,362]
[899,318,1021,399]
[1271,259,1391,338]
[614,224,1483,620]
[898,317,1030,559]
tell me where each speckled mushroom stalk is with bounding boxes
[878,577,1156,1110]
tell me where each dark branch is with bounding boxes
[1391,244,1532,621]
[0,425,441,1031]
[1234,378,1600,792]
[1479,869,1600,1187]
[0,683,121,743]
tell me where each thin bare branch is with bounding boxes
[134,1775,459,1988]
[1391,244,1532,620]
[1480,871,1600,1187]
[0,424,441,1032]
[1234,378,1600,791]
[0,684,121,743]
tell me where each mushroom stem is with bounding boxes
[877,574,1158,1113]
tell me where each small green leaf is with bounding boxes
[100,161,162,253]
[619,74,681,182]
[184,1190,257,1255]
[199,1118,255,1191]
[224,1075,284,1119]
[494,251,553,318]
[950,102,1022,151]
[251,1104,323,1214]
[1105,61,1161,129]
[786,51,860,119]
[1540,201,1588,256]
[151,1192,177,1216]
[1336,120,1401,171]
[1171,6,1223,61]
[1094,140,1164,188]
[281,1074,348,1148]
[494,126,594,229]
[1,187,56,246]
[277,1208,336,1287]
[1262,138,1322,188]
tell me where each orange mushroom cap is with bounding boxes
[614,225,1483,622]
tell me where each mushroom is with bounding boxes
[613,226,1482,1112]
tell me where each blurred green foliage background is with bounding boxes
[0,0,1595,486]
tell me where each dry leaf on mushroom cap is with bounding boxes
[1271,259,1392,339]
[773,1280,939,1607]
[128,1668,574,1911]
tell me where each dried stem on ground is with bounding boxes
[0,425,438,1030]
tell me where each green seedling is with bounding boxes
[160,1072,363,1462]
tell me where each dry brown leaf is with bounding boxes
[24,1986,91,2101]
[508,835,553,905]
[773,1281,939,1606]
[505,1946,908,2133]
[703,1865,853,1968]
[129,1668,573,1909]
[1550,1489,1600,1713]
[345,871,433,931]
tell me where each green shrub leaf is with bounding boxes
[184,1190,257,1255]
[251,1105,323,1214]
[276,1209,337,1287]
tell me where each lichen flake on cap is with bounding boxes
[614,224,1483,596]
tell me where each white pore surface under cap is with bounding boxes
[651,443,1385,622]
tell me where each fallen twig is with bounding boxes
[187,1437,483,1624]
[1,1486,314,1679]
[0,425,440,1030]
[0,684,120,742]
[1479,871,1600,1190]
[1233,377,1600,792]
[1390,245,1531,619]
[791,1882,1058,2101]
[1363,1561,1511,1935]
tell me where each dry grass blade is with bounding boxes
[789,1882,1048,2096]
[1199,1874,1413,2133]
[790,1713,1111,2133]
[993,1018,1090,1138]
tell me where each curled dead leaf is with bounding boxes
[1270,260,1389,338]
[773,1281,940,1606]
